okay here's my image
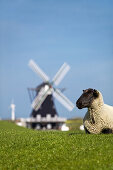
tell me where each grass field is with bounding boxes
[0,121,113,170]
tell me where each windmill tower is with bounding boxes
[10,100,16,121]
[27,60,74,129]
[28,82,58,118]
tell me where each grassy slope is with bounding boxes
[0,121,113,170]
[66,118,83,130]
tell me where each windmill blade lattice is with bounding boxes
[52,63,70,86]
[29,60,50,82]
[53,89,74,111]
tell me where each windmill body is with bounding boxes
[27,60,74,130]
[30,82,58,118]
[10,103,16,121]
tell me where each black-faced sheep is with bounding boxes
[76,88,113,134]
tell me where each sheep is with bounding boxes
[76,88,113,134]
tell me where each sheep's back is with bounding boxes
[100,104,113,128]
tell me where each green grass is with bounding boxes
[66,118,83,130]
[0,121,113,170]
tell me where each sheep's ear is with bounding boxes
[93,89,99,97]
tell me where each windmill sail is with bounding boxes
[29,60,50,82]
[53,89,74,111]
[52,63,70,86]
[32,86,51,111]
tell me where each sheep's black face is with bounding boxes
[76,88,99,109]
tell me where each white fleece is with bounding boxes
[83,91,113,134]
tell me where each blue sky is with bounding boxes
[0,0,113,119]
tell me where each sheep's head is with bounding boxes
[76,88,99,109]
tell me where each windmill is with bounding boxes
[10,100,16,121]
[27,60,74,129]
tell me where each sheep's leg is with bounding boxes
[84,120,102,134]
[101,128,113,134]
[84,126,90,134]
